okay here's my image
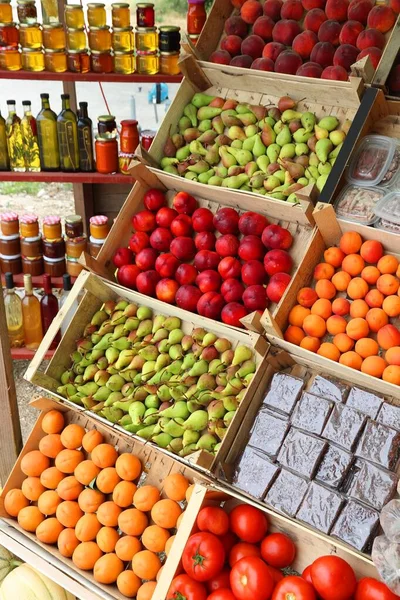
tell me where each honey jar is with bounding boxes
[20,235,42,257]
[66,236,87,259]
[88,26,111,51]
[43,215,62,240]
[67,48,90,72]
[22,255,43,275]
[1,212,19,236]
[113,49,135,73]
[91,49,112,73]
[159,26,180,52]
[136,2,154,27]
[19,22,43,48]
[112,26,133,52]
[160,51,180,75]
[65,214,83,238]
[67,26,86,51]
[43,23,66,49]
[21,46,44,70]
[0,1,12,23]
[66,258,84,277]
[20,214,39,238]
[0,23,19,47]
[17,0,37,24]
[64,4,84,29]
[87,2,106,27]
[135,26,158,52]
[136,50,158,75]
[44,256,66,277]
[111,3,130,28]
[0,234,21,256]
[43,237,65,259]
[0,46,21,69]
[1,254,22,275]
[44,47,67,72]
[89,215,109,239]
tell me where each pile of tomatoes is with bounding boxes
[166,503,398,600]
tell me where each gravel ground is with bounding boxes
[13,360,45,442]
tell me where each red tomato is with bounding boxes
[229,542,261,567]
[183,532,225,582]
[272,575,317,600]
[167,574,208,600]
[208,591,237,600]
[220,531,238,556]
[230,556,274,600]
[266,565,284,585]
[230,505,268,544]
[197,507,230,536]
[207,570,231,593]
[311,556,357,600]
[261,533,296,568]
[355,578,399,600]
[302,566,313,585]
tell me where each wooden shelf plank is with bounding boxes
[1,274,76,288]
[0,171,134,184]
[11,347,55,360]
[0,71,182,83]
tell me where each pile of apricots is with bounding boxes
[3,410,193,599]
[284,231,400,384]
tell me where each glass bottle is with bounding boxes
[60,273,78,336]
[22,273,43,349]
[21,100,41,172]
[4,272,24,348]
[40,273,61,349]
[57,93,79,172]
[0,110,9,170]
[5,100,25,172]
[187,0,207,35]
[77,101,94,172]
[37,93,60,171]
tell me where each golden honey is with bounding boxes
[67,48,90,72]
[19,22,43,48]
[135,26,158,52]
[21,47,44,71]
[64,4,84,28]
[112,26,133,52]
[44,48,67,71]
[43,22,66,49]
[113,50,135,73]
[67,26,86,51]
[136,50,158,75]
[0,1,12,23]
[91,49,112,72]
[87,2,106,27]
[0,47,21,70]
[111,3,130,28]
[88,25,111,51]
[160,51,180,75]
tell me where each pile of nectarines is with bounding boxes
[211,0,399,79]
[284,230,400,385]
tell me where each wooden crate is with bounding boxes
[24,270,270,473]
[82,161,316,333]
[192,0,400,87]
[154,482,377,600]
[260,202,400,399]
[0,396,208,600]
[139,54,364,208]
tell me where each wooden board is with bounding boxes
[24,270,270,474]
[0,397,208,600]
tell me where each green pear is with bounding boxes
[184,172,197,181]
[198,118,212,132]
[212,115,224,134]
[330,130,346,146]
[208,176,223,186]
[315,124,329,140]
[187,160,210,174]
[183,430,200,447]
[196,433,218,452]
[245,124,259,137]
[219,146,237,168]
[301,112,316,132]
[232,345,252,365]
[152,433,173,448]
[163,419,185,438]
[227,147,253,166]
[176,145,191,161]
[179,115,191,132]
[281,110,303,122]
[227,126,246,141]
[183,410,209,431]
[295,143,309,156]
[317,173,329,191]
[293,128,313,143]
[252,134,267,158]
[318,161,332,175]
[221,109,241,127]
[274,120,285,134]
[159,400,189,420]
[197,106,222,120]
[279,143,296,159]
[231,140,243,149]
[316,138,333,163]
[242,135,257,152]
[183,103,198,127]
[318,116,339,131]
[205,144,220,165]
[164,316,181,331]
[179,444,197,457]
[276,126,292,146]
[224,174,249,188]
[168,438,184,454]
[189,140,207,156]
[136,424,157,440]
[192,93,215,108]
[238,112,257,126]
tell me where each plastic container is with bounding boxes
[375,219,400,234]
[374,190,400,229]
[334,184,384,225]
[347,135,400,188]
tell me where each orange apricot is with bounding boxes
[288,305,311,328]
[333,333,354,353]
[284,325,305,345]
[311,298,332,319]
[300,336,321,352]
[339,351,363,370]
[377,274,400,296]
[326,315,347,335]
[75,514,102,542]
[360,240,383,264]
[324,246,345,267]
[366,308,389,333]
[42,410,65,434]
[365,289,384,308]
[361,265,381,285]
[57,528,80,558]
[354,338,379,358]
[21,451,50,477]
[118,508,148,536]
[332,271,351,292]
[349,299,369,318]
[4,489,29,517]
[382,365,400,385]
[74,460,101,486]
[133,485,160,512]
[297,287,318,308]
[317,343,340,362]
[22,477,46,501]
[82,430,104,453]
[115,536,142,562]
[303,314,327,338]
[60,424,86,450]
[18,506,45,532]
[57,476,84,501]
[40,467,65,490]
[332,298,350,316]
[347,277,369,300]
[163,473,190,502]
[378,255,399,274]
[115,453,142,482]
[385,346,400,366]
[313,262,335,281]
[91,444,118,468]
[96,467,121,494]
[315,279,336,300]
[342,254,365,277]
[56,501,84,528]
[377,324,400,350]
[346,318,369,341]
[39,434,65,459]
[383,295,400,317]
[339,231,363,255]
[36,518,64,545]
[361,356,387,378]
[96,527,120,553]
[72,542,103,571]
[97,501,123,528]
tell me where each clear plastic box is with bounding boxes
[346,135,400,187]
[334,184,384,225]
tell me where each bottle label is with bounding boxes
[58,121,78,170]
[38,121,60,168]
[78,125,94,171]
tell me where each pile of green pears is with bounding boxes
[57,299,256,458]
[160,92,351,202]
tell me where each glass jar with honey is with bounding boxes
[0,1,12,23]
[0,47,21,70]
[89,26,111,51]
[0,23,19,47]
[111,3,130,28]
[64,4,84,28]
[43,23,66,49]
[135,26,158,52]
[136,2,154,27]
[44,47,67,71]
[17,0,37,24]
[87,2,106,27]
[91,49,112,73]
[136,50,158,75]
[89,214,109,239]
[67,48,90,72]
[67,27,86,51]
[112,26,133,52]
[21,47,44,71]
[113,49,135,74]
[19,22,43,48]
[160,51,180,75]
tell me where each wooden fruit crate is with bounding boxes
[139,54,364,208]
[154,482,377,600]
[24,270,270,474]
[0,397,208,600]
[82,161,316,335]
[260,202,400,399]
[192,0,400,87]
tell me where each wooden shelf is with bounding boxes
[2,274,76,288]
[11,347,55,360]
[0,71,182,83]
[0,171,134,184]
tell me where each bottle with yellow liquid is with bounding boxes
[21,100,41,172]
[4,272,24,348]
[0,110,9,170]
[57,93,79,172]
[5,99,25,172]
[37,93,60,171]
[22,273,43,350]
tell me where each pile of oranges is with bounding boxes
[3,410,193,599]
[284,231,400,384]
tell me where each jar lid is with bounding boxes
[0,1,12,4]
[22,47,43,52]
[0,46,20,52]
[120,119,138,126]
[68,48,89,53]
[136,2,154,6]
[45,47,66,53]
[43,215,61,225]
[66,214,83,224]
[66,256,79,263]
[90,215,108,225]
[21,234,41,242]
[17,0,36,5]
[98,114,116,122]
[88,2,105,6]
[89,25,110,30]
[0,233,20,241]
[160,51,180,56]
[67,26,85,31]
[1,211,18,221]
[20,21,40,27]
[43,22,63,28]
[20,213,38,224]
[113,26,133,31]
[0,21,16,26]
[91,49,112,54]
[114,50,134,55]
[136,26,157,32]
[112,2,129,6]
[22,255,42,262]
[159,26,180,32]
[141,129,156,136]
[66,234,87,243]
[89,235,106,244]
[95,135,117,142]
[0,253,21,260]
[136,49,158,55]
[65,4,82,8]
[44,255,65,263]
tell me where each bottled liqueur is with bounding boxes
[21,100,41,172]
[4,272,24,348]
[77,101,94,172]
[40,273,61,349]
[5,100,25,172]
[60,273,78,336]
[0,110,9,171]
[37,93,60,171]
[22,274,43,350]
[57,93,79,172]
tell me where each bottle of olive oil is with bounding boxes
[77,101,94,172]
[37,93,60,171]
[4,272,24,348]
[0,110,9,171]
[21,100,41,172]
[5,100,25,172]
[57,93,79,172]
